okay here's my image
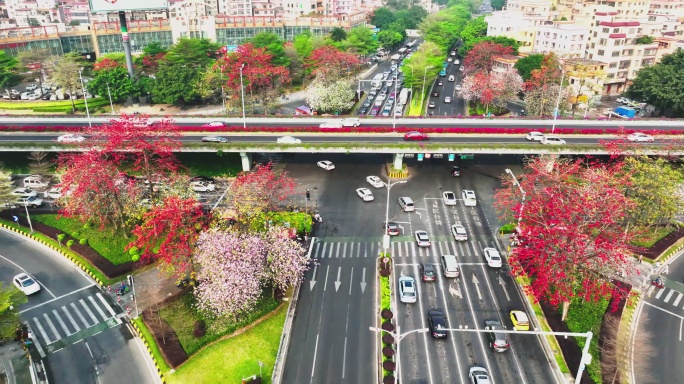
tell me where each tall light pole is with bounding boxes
[551,64,565,134]
[505,168,526,231]
[78,67,91,128]
[383,178,407,253]
[369,326,428,384]
[421,65,434,112]
[23,200,34,233]
[106,83,115,114]
[239,63,247,129]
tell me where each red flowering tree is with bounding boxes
[94,58,122,71]
[57,151,142,235]
[463,41,513,75]
[458,67,522,114]
[224,164,297,231]
[142,52,166,72]
[127,196,208,273]
[88,114,182,195]
[215,43,290,102]
[304,46,362,77]
[495,156,639,319]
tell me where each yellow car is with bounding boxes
[510,310,530,331]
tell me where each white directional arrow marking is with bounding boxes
[498,275,511,301]
[309,265,318,291]
[335,266,342,292]
[360,267,367,293]
[398,225,405,234]
[449,282,462,299]
[472,274,482,300]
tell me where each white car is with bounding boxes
[201,136,228,143]
[356,188,374,201]
[317,160,335,170]
[13,273,40,295]
[469,366,491,384]
[462,190,477,207]
[26,84,37,91]
[448,75,455,82]
[319,121,343,129]
[526,131,544,141]
[43,187,62,199]
[191,181,215,192]
[616,97,629,104]
[451,224,468,241]
[540,135,566,145]
[12,187,37,198]
[415,230,431,247]
[455,84,462,91]
[443,191,457,206]
[627,132,654,142]
[17,196,44,208]
[444,96,452,103]
[483,247,503,268]
[277,136,302,144]
[366,176,384,188]
[447,57,453,62]
[57,134,86,143]
[341,118,361,127]
[398,276,417,303]
[203,121,227,127]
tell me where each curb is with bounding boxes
[619,290,641,384]
[130,321,167,383]
[0,222,104,287]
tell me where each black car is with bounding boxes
[484,320,510,352]
[191,176,216,183]
[451,166,461,177]
[420,263,436,282]
[432,91,440,97]
[428,310,448,338]
[41,93,51,100]
[383,221,400,236]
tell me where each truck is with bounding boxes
[371,74,384,88]
[391,54,401,62]
[614,106,636,118]
[398,88,409,106]
[398,48,407,55]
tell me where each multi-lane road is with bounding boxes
[282,154,560,383]
[0,227,160,384]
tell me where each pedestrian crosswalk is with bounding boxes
[647,285,684,311]
[30,293,122,353]
[311,239,495,259]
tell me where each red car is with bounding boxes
[404,131,429,141]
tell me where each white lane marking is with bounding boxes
[310,334,320,383]
[88,295,108,321]
[349,267,354,295]
[96,293,117,318]
[643,301,684,320]
[70,302,90,328]
[19,283,96,314]
[655,288,665,299]
[62,306,80,332]
[0,253,57,299]
[681,318,683,342]
[323,265,330,292]
[674,293,683,307]
[33,317,51,344]
[664,290,676,303]
[42,313,61,343]
[79,299,98,324]
[52,309,73,336]
[84,340,103,384]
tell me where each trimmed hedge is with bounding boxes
[565,298,610,384]
[0,98,108,112]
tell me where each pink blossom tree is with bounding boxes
[262,228,310,292]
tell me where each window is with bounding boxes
[598,49,605,55]
[609,62,617,68]
[612,51,621,57]
[602,28,609,33]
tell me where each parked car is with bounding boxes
[12,187,37,198]
[43,187,62,199]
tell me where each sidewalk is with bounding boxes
[106,266,183,318]
[0,341,36,384]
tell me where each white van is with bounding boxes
[441,255,460,278]
[23,175,50,189]
[398,196,414,212]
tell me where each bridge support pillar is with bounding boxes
[392,153,404,170]
[240,152,252,172]
[541,154,558,172]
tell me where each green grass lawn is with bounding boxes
[631,226,675,248]
[159,291,279,356]
[176,152,242,178]
[166,304,286,384]
[30,214,131,265]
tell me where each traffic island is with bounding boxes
[385,163,408,179]
[375,254,396,384]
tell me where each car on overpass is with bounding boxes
[57,134,85,143]
[627,132,654,142]
[201,136,228,143]
[202,121,227,128]
[526,131,545,141]
[540,135,566,145]
[404,131,429,141]
[277,136,302,144]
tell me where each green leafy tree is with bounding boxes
[293,32,314,60]
[344,26,378,56]
[401,41,443,91]
[623,156,684,228]
[164,38,220,67]
[636,36,654,45]
[491,0,505,10]
[251,32,290,68]
[514,54,544,81]
[420,6,471,53]
[150,62,203,104]
[51,52,87,112]
[378,30,404,51]
[0,167,14,207]
[88,66,135,102]
[27,152,53,176]
[0,51,19,90]
[626,48,684,117]
[395,6,428,30]
[143,41,167,57]
[330,27,347,42]
[372,7,397,29]
[386,21,408,41]
[0,283,26,341]
[461,16,488,47]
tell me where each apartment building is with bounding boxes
[485,0,556,52]
[534,21,589,58]
[649,0,684,17]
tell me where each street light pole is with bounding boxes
[78,67,91,128]
[23,201,34,233]
[505,168,526,230]
[106,83,114,114]
[421,66,434,113]
[239,63,247,129]
[383,178,407,253]
[552,64,565,134]
[369,326,428,383]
